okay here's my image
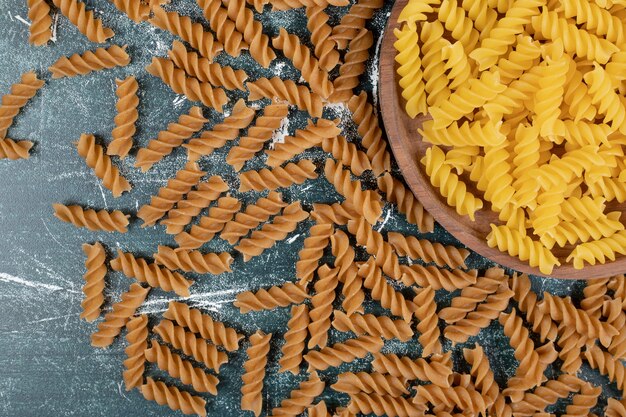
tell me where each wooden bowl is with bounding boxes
[378,0,626,279]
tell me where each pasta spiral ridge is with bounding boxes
[332,372,408,397]
[234,282,310,313]
[0,139,33,160]
[321,135,371,177]
[91,283,150,348]
[279,304,309,374]
[241,331,271,416]
[270,0,349,10]
[400,264,478,291]
[563,60,597,122]
[348,217,401,280]
[332,310,412,341]
[325,159,382,225]
[377,173,433,232]
[246,78,323,118]
[145,343,219,394]
[307,401,330,417]
[267,118,340,167]
[53,204,129,233]
[110,250,193,297]
[196,0,248,57]
[239,160,318,192]
[413,384,487,416]
[556,323,585,374]
[420,119,506,147]
[168,41,248,91]
[308,265,339,349]
[141,377,206,417]
[111,0,149,23]
[413,287,442,355]
[50,0,114,43]
[311,201,359,225]
[330,230,364,315]
[221,191,286,244]
[331,0,383,49]
[348,393,422,417]
[584,63,626,133]
[420,21,452,108]
[225,0,276,67]
[185,99,255,161]
[137,162,205,227]
[510,274,558,342]
[49,45,130,78]
[80,242,107,322]
[226,103,288,171]
[564,380,601,417]
[494,35,541,84]
[329,28,373,103]
[584,345,626,392]
[108,76,139,159]
[145,57,228,111]
[511,374,579,416]
[296,223,334,284]
[388,231,469,268]
[304,335,384,371]
[550,212,625,247]
[270,371,324,416]
[272,28,333,99]
[438,0,480,52]
[135,106,207,171]
[442,41,472,90]
[153,319,228,372]
[464,345,500,412]
[487,224,559,274]
[154,246,233,275]
[149,6,222,59]
[306,7,340,72]
[582,277,611,319]
[122,314,149,391]
[234,202,309,262]
[606,398,626,417]
[561,0,624,43]
[27,0,52,46]
[76,134,132,198]
[372,353,453,387]
[393,23,427,118]
[163,301,243,351]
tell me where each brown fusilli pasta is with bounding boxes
[91,283,150,348]
[308,265,339,349]
[108,76,139,159]
[137,162,204,227]
[348,217,401,279]
[413,287,442,355]
[295,223,334,284]
[0,71,43,139]
[332,372,408,397]
[49,45,130,78]
[123,314,149,391]
[377,172,433,232]
[330,229,364,315]
[304,335,384,371]
[185,99,256,161]
[0,139,33,160]
[329,28,373,103]
[306,7,340,72]
[234,282,309,313]
[512,374,580,416]
[135,106,207,171]
[51,0,114,43]
[154,246,233,275]
[279,304,310,374]
[80,242,106,322]
[163,301,243,352]
[141,377,207,417]
[413,384,487,416]
[582,277,610,319]
[221,191,287,244]
[307,401,330,417]
[371,353,453,387]
[111,0,149,22]
[246,78,323,117]
[53,204,130,233]
[75,134,132,197]
[225,0,276,67]
[241,330,271,416]
[464,345,503,415]
[234,201,309,261]
[348,393,421,417]
[331,0,383,49]
[270,0,349,9]
[27,0,52,46]
[270,371,324,416]
[197,0,248,57]
[332,310,413,341]
[348,92,391,175]
[111,250,194,297]
[584,345,626,393]
[321,135,372,177]
[510,273,558,342]
[389,231,468,268]
[311,201,359,225]
[401,263,478,290]
[272,28,333,98]
[239,160,318,192]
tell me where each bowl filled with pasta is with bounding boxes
[379,0,626,279]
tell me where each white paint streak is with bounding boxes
[0,272,65,292]
[28,314,73,324]
[269,116,290,149]
[370,29,384,107]
[50,12,58,43]
[96,181,109,209]
[376,209,392,232]
[286,234,300,244]
[41,218,74,255]
[15,15,30,26]
[173,95,186,107]
[7,12,13,21]
[138,289,240,314]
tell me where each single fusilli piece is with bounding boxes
[321,135,371,177]
[241,331,271,416]
[377,173,433,232]
[0,139,32,160]
[221,191,287,244]
[234,202,309,261]
[137,162,205,227]
[0,71,44,138]
[174,196,241,249]
[185,99,255,161]
[108,76,139,159]
[510,273,558,342]
[239,160,318,192]
[512,374,580,416]
[332,372,408,397]
[420,119,506,147]
[270,0,348,9]
[111,0,149,22]
[80,242,106,322]
[394,23,427,118]
[564,380,602,417]
[197,0,248,57]
[296,223,334,284]
[308,265,339,349]
[331,0,383,49]
[413,384,487,416]
[163,301,243,352]
[464,345,503,415]
[388,231,468,268]
[371,353,453,387]
[154,246,233,275]
[348,92,391,175]
[141,377,207,417]
[329,28,373,103]
[348,217,401,279]
[270,371,324,416]
[584,345,626,393]
[413,287,442,355]
[266,118,340,167]
[584,63,626,133]
[582,277,610,319]
[330,230,364,315]
[348,393,420,417]
[225,0,275,67]
[234,282,309,313]
[135,106,207,171]
[153,319,228,372]
[110,250,194,297]
[27,0,52,46]
[51,0,114,43]
[91,283,150,348]
[75,134,132,198]
[145,342,219,395]
[401,264,478,290]
[53,204,129,233]
[123,314,149,391]
[280,304,309,374]
[273,28,333,99]
[332,310,413,342]
[306,7,340,72]
[304,335,383,371]
[311,201,359,225]
[49,45,130,78]
[246,78,322,118]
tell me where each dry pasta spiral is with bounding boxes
[153,319,228,372]
[400,264,478,290]
[563,60,597,122]
[413,287,442,355]
[108,76,139,159]
[511,374,579,416]
[163,301,243,352]
[135,106,207,171]
[304,335,384,371]
[145,57,228,111]
[564,380,602,417]
[174,196,241,249]
[388,231,469,268]
[413,384,487,416]
[308,265,339,349]
[487,224,559,274]
[270,371,324,416]
[307,401,330,417]
[136,162,205,227]
[234,282,310,313]
[332,372,408,397]
[266,118,340,167]
[225,0,276,67]
[53,204,129,233]
[76,134,132,198]
[145,343,219,395]
[321,135,371,177]
[91,283,150,348]
[221,191,287,244]
[494,35,541,84]
[348,217,401,279]
[331,230,364,315]
[49,45,130,78]
[377,173,433,232]
[332,310,413,342]
[241,331,271,416]
[111,0,149,23]
[296,223,334,284]
[154,246,233,275]
[0,71,44,138]
[441,41,472,90]
[606,398,626,417]
[585,63,626,132]
[197,0,248,57]
[510,273,558,342]
[420,119,505,147]
[464,345,500,412]
[311,201,359,225]
[331,0,382,49]
[438,0,480,52]
[270,0,349,9]
[110,250,193,297]
[371,353,453,387]
[239,160,318,192]
[279,304,309,374]
[123,315,149,391]
[141,377,207,417]
[234,202,309,261]
[348,393,421,417]
[582,278,610,319]
[393,23,426,118]
[80,242,106,322]
[584,345,626,393]
[306,7,340,72]
[347,92,390,175]
[329,28,373,103]
[246,78,323,117]
[27,0,52,46]
[51,0,114,43]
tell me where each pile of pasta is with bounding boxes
[3,0,626,416]
[394,0,626,274]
